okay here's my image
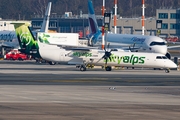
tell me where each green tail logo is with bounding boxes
[11,22,40,57]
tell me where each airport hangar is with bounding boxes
[31,9,180,39]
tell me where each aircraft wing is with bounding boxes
[49,43,99,51]
[167,45,180,49]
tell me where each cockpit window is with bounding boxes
[156,56,162,59]
[162,56,167,59]
[150,42,166,46]
[156,56,168,59]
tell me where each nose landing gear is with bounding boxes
[80,65,86,71]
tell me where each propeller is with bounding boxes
[96,43,112,67]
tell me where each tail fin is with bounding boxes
[88,0,101,44]
[88,0,99,34]
[40,2,52,32]
[11,22,39,56]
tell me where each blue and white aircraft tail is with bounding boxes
[87,0,101,44]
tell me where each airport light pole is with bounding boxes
[101,0,106,50]
[104,13,111,49]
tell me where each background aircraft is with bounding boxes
[0,31,19,48]
[12,22,177,73]
[87,0,171,58]
[0,2,52,49]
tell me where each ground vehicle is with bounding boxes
[4,49,29,60]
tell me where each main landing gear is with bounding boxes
[80,65,86,71]
[105,66,112,71]
[78,65,112,72]
[165,68,170,73]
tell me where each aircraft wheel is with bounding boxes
[165,69,170,73]
[80,66,86,71]
[18,57,23,61]
[48,61,56,65]
[105,66,112,71]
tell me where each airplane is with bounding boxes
[87,0,174,59]
[12,22,177,73]
[0,31,19,48]
[8,2,55,64]
[0,2,52,49]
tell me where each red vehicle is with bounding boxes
[4,49,29,61]
[165,36,179,42]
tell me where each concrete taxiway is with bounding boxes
[0,60,180,120]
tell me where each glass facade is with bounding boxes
[32,21,42,27]
[73,26,84,33]
[49,21,57,28]
[170,23,180,29]
[159,13,168,19]
[161,23,168,29]
[170,13,180,19]
[60,27,71,33]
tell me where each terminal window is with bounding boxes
[161,23,168,29]
[170,24,180,29]
[170,13,180,19]
[49,21,57,28]
[159,13,168,19]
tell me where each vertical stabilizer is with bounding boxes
[11,23,40,57]
[88,0,99,35]
[40,2,52,32]
[88,0,101,44]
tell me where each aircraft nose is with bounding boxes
[166,61,177,68]
[172,62,178,68]
[150,46,167,55]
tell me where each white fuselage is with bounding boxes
[0,31,19,48]
[94,33,167,55]
[38,42,177,69]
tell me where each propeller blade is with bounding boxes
[105,58,108,67]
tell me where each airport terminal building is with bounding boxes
[31,8,180,39]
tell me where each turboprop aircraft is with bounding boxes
[12,22,177,73]
[87,0,179,59]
